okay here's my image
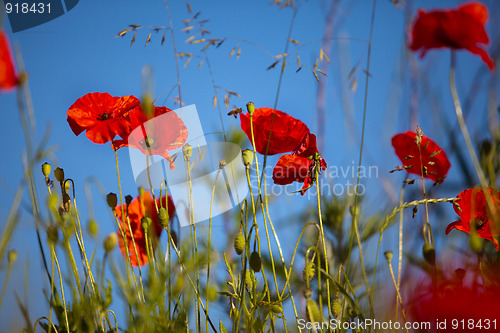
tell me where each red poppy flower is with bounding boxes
[115,192,175,266]
[239,107,310,155]
[446,187,500,251]
[112,106,188,170]
[410,273,500,331]
[272,153,327,196]
[409,2,495,71]
[391,131,451,184]
[67,92,140,144]
[0,30,18,91]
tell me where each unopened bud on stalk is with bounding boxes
[246,102,255,116]
[384,250,393,262]
[249,251,262,272]
[242,149,253,167]
[54,167,65,183]
[64,181,71,194]
[182,143,193,160]
[106,193,117,209]
[104,233,118,252]
[158,207,169,228]
[42,163,51,177]
[47,225,59,246]
[7,250,17,264]
[422,243,436,265]
[141,217,152,231]
[233,233,245,255]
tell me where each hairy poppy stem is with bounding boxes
[51,246,70,333]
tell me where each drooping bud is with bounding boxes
[87,219,98,238]
[233,233,245,255]
[246,102,255,116]
[242,149,254,167]
[182,143,193,160]
[54,167,65,183]
[7,250,17,264]
[104,233,118,252]
[106,193,118,208]
[47,225,59,246]
[422,243,436,265]
[141,217,152,231]
[249,251,262,272]
[42,163,51,177]
[63,181,71,194]
[158,207,169,229]
[62,193,71,212]
[303,262,316,282]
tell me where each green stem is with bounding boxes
[0,261,13,312]
[52,247,70,333]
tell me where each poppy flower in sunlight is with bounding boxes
[112,106,188,170]
[272,153,327,196]
[391,131,451,184]
[446,187,500,251]
[408,2,495,71]
[67,92,140,144]
[0,30,19,91]
[240,107,310,155]
[115,192,175,266]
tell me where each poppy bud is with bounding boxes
[125,195,133,206]
[42,163,51,177]
[106,193,117,208]
[302,262,315,282]
[242,149,253,167]
[182,143,193,160]
[244,270,253,289]
[104,233,118,252]
[384,250,393,262]
[249,251,261,272]
[54,167,64,183]
[246,102,255,116]
[306,299,322,323]
[270,304,283,314]
[158,207,169,229]
[219,159,227,170]
[141,217,152,231]
[7,250,17,264]
[47,225,59,246]
[87,219,98,238]
[422,243,435,265]
[63,193,71,212]
[332,299,342,317]
[233,233,245,255]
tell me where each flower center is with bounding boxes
[140,136,157,150]
[97,112,111,121]
[471,216,487,231]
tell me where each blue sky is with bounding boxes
[1,0,499,330]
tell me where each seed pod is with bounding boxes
[246,101,255,116]
[242,149,254,167]
[306,299,322,323]
[125,195,133,206]
[332,299,342,317]
[182,143,193,160]
[158,207,169,228]
[7,250,17,264]
[302,262,315,282]
[104,233,118,252]
[42,163,51,177]
[249,251,261,272]
[141,217,152,231]
[54,167,64,183]
[422,243,436,266]
[106,193,117,208]
[270,304,283,314]
[233,233,245,255]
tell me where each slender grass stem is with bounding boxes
[0,259,14,312]
[386,256,408,333]
[51,247,70,333]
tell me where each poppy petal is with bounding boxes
[272,154,311,185]
[0,31,18,91]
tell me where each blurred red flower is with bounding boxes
[446,187,500,251]
[240,107,310,155]
[112,106,188,170]
[408,1,495,71]
[115,192,175,266]
[0,30,18,91]
[67,92,140,144]
[391,131,451,184]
